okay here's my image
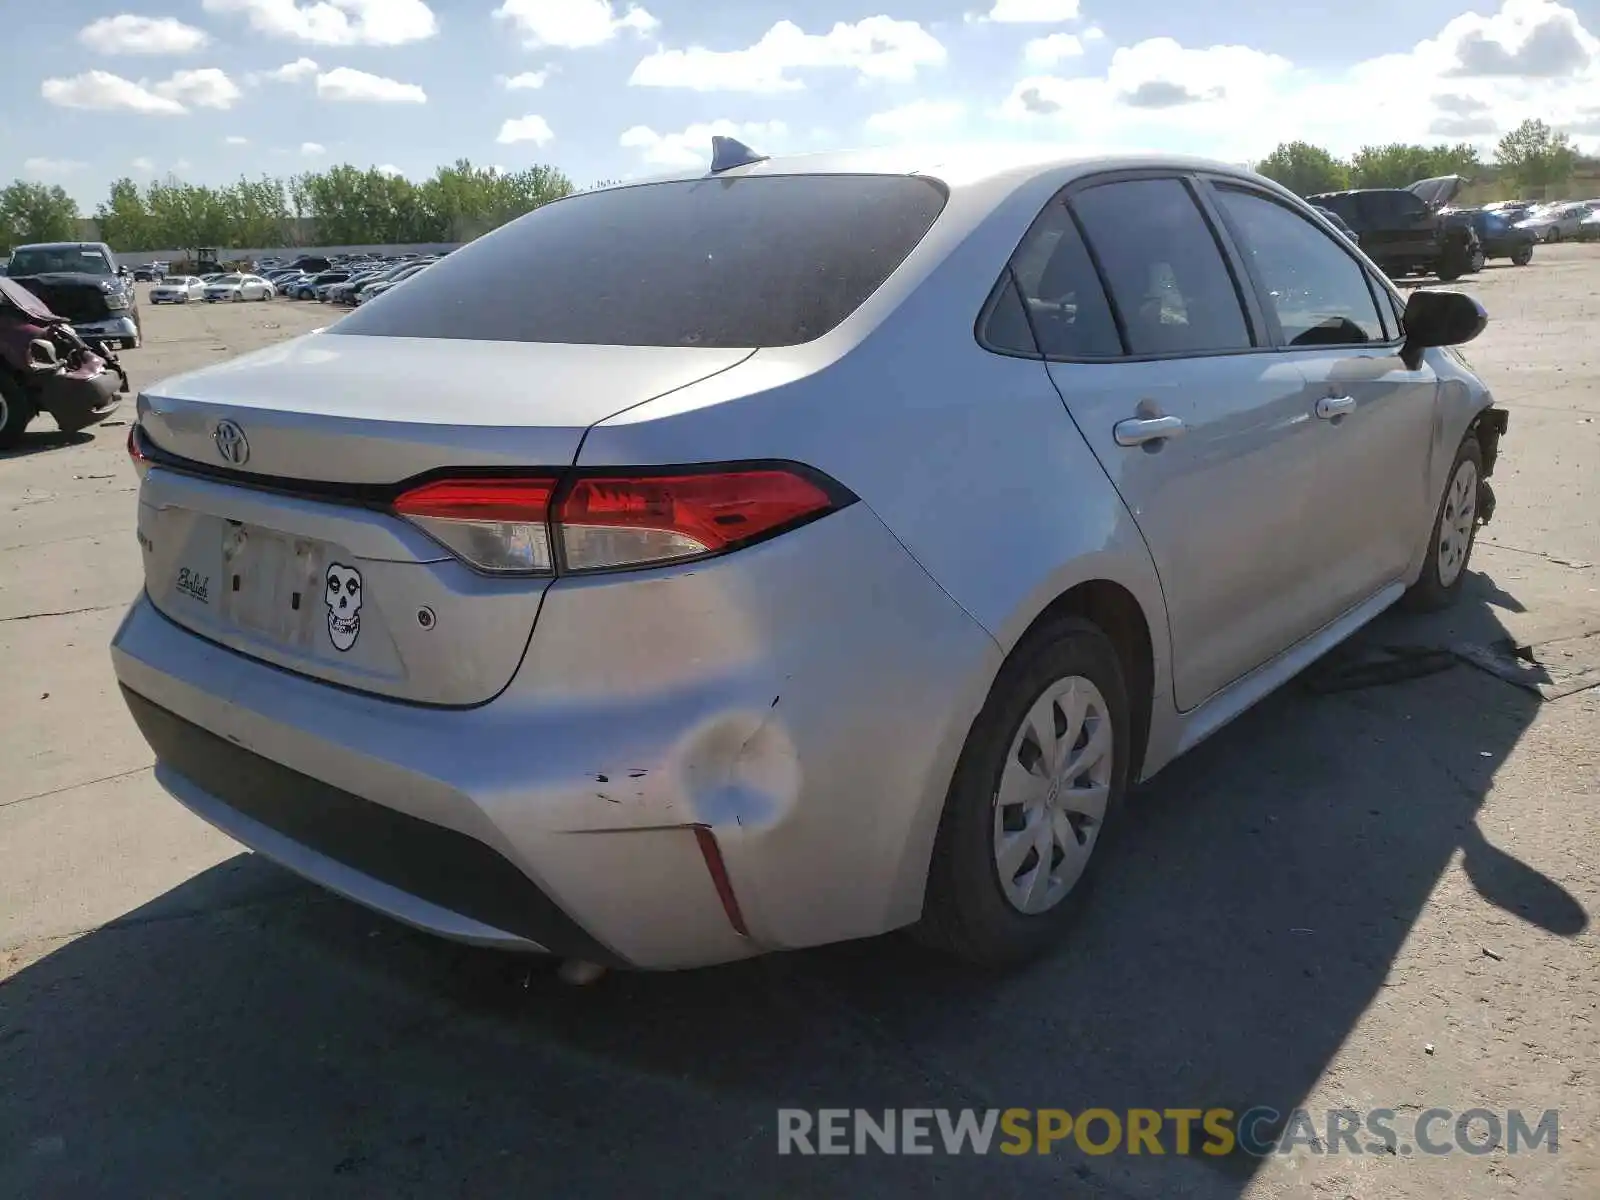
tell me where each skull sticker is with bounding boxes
[324,563,363,652]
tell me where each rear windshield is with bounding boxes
[331,174,949,347]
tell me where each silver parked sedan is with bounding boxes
[148,276,207,304]
[113,145,1506,971]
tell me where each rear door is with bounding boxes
[1024,174,1326,710]
[1206,179,1439,623]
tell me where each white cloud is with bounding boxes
[971,0,1080,22]
[202,0,437,46]
[79,15,210,54]
[493,0,656,49]
[174,158,194,171]
[1024,32,1084,67]
[224,134,250,145]
[620,119,787,168]
[500,70,548,89]
[41,70,188,115]
[132,156,157,171]
[631,17,947,92]
[376,163,402,175]
[496,114,554,145]
[997,0,1600,163]
[253,57,320,83]
[316,66,426,102]
[301,141,326,155]
[865,99,966,139]
[153,68,242,109]
[23,158,88,178]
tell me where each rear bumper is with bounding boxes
[123,686,620,960]
[111,503,1001,969]
[38,365,122,428]
[73,315,138,343]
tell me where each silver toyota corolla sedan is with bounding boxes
[112,143,1507,972]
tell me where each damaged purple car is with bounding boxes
[0,276,128,448]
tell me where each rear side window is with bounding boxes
[1212,187,1387,347]
[986,202,1122,358]
[1069,179,1253,356]
[333,175,948,347]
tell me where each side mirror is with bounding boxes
[1401,289,1486,370]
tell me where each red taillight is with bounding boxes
[127,422,149,476]
[392,466,846,575]
[557,469,836,572]
[393,477,558,574]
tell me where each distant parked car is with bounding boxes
[203,274,276,302]
[354,260,434,305]
[149,276,208,303]
[1514,202,1593,243]
[1578,210,1600,242]
[1308,175,1480,280]
[5,240,143,349]
[132,264,167,283]
[287,271,350,300]
[1450,210,1536,266]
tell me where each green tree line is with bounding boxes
[2,159,575,253]
[1255,118,1582,197]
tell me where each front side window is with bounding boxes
[1069,178,1253,356]
[1213,186,1388,347]
[334,174,948,347]
[984,201,1123,358]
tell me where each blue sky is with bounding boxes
[7,0,1599,207]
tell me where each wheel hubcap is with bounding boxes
[992,675,1113,915]
[1437,459,1478,587]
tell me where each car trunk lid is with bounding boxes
[135,332,753,704]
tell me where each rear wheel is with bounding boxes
[1402,434,1484,612]
[0,372,36,449]
[916,616,1131,967]
[1511,244,1534,266]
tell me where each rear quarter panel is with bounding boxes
[579,172,1174,739]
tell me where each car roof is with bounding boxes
[601,144,1273,200]
[12,241,112,251]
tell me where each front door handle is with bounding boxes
[1316,395,1357,420]
[1113,415,1187,447]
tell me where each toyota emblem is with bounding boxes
[214,419,250,466]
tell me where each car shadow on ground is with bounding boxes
[0,570,1586,1198]
[0,429,95,461]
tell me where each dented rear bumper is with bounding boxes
[110,501,1000,969]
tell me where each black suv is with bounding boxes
[1309,175,1482,282]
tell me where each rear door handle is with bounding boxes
[1316,395,1357,420]
[1113,415,1187,447]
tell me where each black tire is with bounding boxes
[1469,246,1487,273]
[1511,244,1533,266]
[915,616,1132,967]
[1401,433,1484,613]
[0,371,36,449]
